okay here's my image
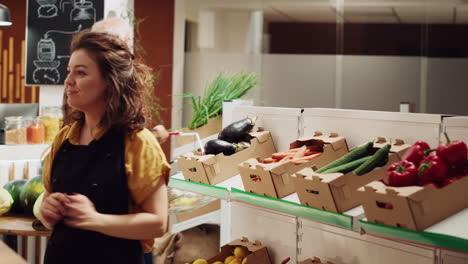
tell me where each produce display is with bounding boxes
[385,133,468,188]
[3,179,27,213]
[2,175,45,217]
[193,246,250,264]
[316,142,391,175]
[258,145,322,165]
[204,118,256,156]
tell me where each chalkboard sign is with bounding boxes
[25,0,104,85]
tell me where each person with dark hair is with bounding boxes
[39,30,170,264]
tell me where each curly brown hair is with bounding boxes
[63,30,154,133]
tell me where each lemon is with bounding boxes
[193,259,208,264]
[224,256,236,264]
[233,246,249,259]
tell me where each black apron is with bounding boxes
[44,127,143,264]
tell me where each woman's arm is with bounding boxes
[63,178,168,240]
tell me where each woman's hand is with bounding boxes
[39,192,69,229]
[63,194,100,230]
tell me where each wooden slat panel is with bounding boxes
[8,162,14,181]
[21,77,25,103]
[8,72,13,103]
[35,236,41,264]
[21,236,27,260]
[0,30,3,64]
[15,63,20,99]
[21,40,25,77]
[8,37,13,72]
[2,49,7,99]
[31,86,37,103]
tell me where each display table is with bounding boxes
[0,216,50,237]
[0,240,27,264]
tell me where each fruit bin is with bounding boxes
[178,130,276,185]
[238,132,348,199]
[206,237,272,264]
[291,138,410,213]
[357,175,468,231]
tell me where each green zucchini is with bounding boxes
[353,144,391,176]
[316,142,373,173]
[321,155,373,174]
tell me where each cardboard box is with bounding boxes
[299,257,334,264]
[358,175,468,231]
[207,237,272,264]
[175,199,221,222]
[175,115,222,146]
[178,130,276,185]
[238,132,348,199]
[291,138,410,213]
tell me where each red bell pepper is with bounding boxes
[387,160,418,187]
[447,159,468,178]
[418,155,448,185]
[402,141,432,166]
[441,178,457,188]
[436,132,468,165]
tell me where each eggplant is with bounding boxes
[204,139,241,156]
[218,117,256,143]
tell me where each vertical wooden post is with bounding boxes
[8,37,13,72]
[2,50,7,99]
[15,63,20,100]
[31,86,37,103]
[21,40,25,77]
[8,72,13,103]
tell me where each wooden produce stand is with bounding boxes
[0,216,50,264]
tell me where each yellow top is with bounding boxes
[42,121,171,253]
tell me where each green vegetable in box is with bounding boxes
[19,176,45,215]
[3,179,27,213]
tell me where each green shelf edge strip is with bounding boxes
[169,178,228,199]
[359,219,468,252]
[231,188,353,230]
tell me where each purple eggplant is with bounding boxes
[218,117,256,143]
[204,139,242,156]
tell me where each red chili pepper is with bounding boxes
[436,132,468,166]
[402,141,432,166]
[387,160,418,187]
[418,155,448,185]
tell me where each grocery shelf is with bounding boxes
[0,144,49,160]
[169,174,228,199]
[230,188,353,230]
[360,208,468,253]
[170,209,221,234]
[171,173,365,231]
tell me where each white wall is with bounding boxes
[182,52,468,126]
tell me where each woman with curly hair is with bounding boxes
[39,30,170,264]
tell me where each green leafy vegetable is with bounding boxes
[184,72,259,130]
